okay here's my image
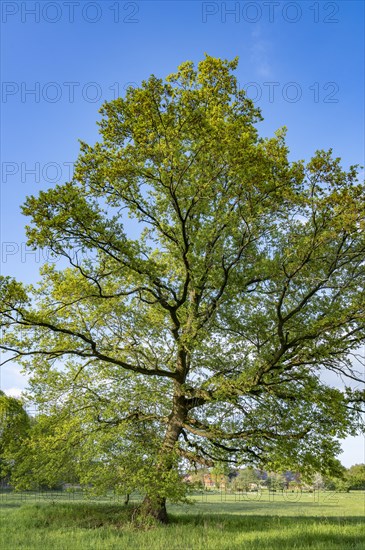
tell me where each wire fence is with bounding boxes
[0,488,141,504]
[0,486,343,506]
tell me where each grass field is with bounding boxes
[1,490,364,549]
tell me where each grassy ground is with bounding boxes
[1,490,364,549]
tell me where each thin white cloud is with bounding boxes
[250,27,273,78]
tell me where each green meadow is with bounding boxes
[1,491,364,549]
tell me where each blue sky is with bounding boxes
[1,0,364,466]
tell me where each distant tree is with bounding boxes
[211,461,230,488]
[234,467,260,491]
[346,464,365,490]
[312,472,326,491]
[1,56,364,523]
[320,458,347,491]
[266,471,287,491]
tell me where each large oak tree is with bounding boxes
[1,56,364,522]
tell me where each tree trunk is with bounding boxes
[140,378,188,524]
[140,495,168,524]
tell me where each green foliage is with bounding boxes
[1,56,364,517]
[211,461,230,488]
[232,467,261,491]
[346,464,365,490]
[0,391,30,481]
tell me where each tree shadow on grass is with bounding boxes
[0,502,23,508]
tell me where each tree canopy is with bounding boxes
[1,56,364,522]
